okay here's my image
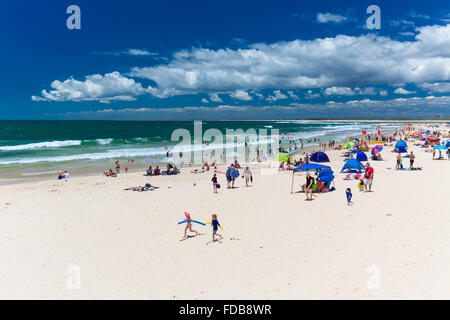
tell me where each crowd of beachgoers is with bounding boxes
[56,122,450,240]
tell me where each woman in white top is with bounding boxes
[243,166,252,187]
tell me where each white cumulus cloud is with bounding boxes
[209,93,223,102]
[266,90,288,102]
[419,82,450,93]
[324,87,355,96]
[32,71,149,103]
[316,13,347,24]
[229,90,252,101]
[394,87,416,94]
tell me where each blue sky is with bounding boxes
[2,0,450,119]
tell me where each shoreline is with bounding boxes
[0,128,398,186]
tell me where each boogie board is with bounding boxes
[178,220,206,226]
[231,169,239,179]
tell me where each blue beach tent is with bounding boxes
[354,151,368,162]
[396,146,408,153]
[310,152,330,163]
[395,140,408,149]
[340,159,364,173]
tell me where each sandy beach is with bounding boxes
[0,123,449,299]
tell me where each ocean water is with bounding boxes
[0,120,403,183]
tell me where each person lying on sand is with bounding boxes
[104,169,117,177]
[191,168,205,173]
[124,183,157,191]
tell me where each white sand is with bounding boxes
[0,124,449,299]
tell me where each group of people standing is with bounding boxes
[211,164,253,193]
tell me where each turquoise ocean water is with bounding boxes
[0,120,404,183]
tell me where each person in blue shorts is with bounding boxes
[346,188,353,206]
[210,214,222,241]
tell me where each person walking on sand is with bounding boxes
[183,212,199,238]
[210,214,222,242]
[243,165,252,187]
[226,164,235,189]
[115,160,120,174]
[211,174,218,193]
[363,163,374,192]
[410,151,415,169]
[346,188,353,206]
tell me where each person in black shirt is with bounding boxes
[305,172,314,200]
[211,174,218,193]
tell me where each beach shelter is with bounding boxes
[359,143,369,152]
[318,169,334,177]
[340,159,364,173]
[344,141,355,149]
[395,140,408,149]
[354,151,368,162]
[433,145,447,150]
[428,137,440,146]
[275,152,291,162]
[291,163,331,193]
[318,174,335,183]
[293,163,331,172]
[396,146,408,153]
[318,168,335,183]
[310,152,330,163]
